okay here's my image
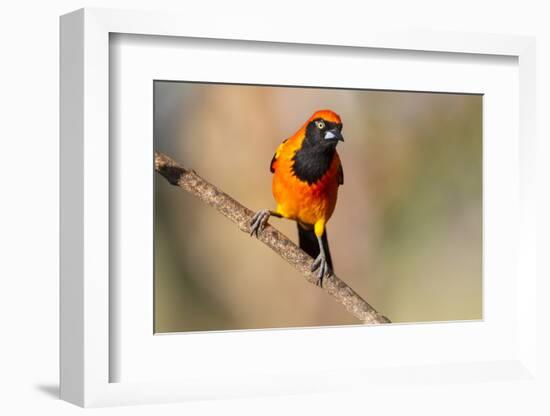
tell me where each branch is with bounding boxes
[155,151,391,324]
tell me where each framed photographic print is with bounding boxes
[60,8,538,408]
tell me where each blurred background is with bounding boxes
[154,81,482,333]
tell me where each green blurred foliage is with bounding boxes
[154,82,482,332]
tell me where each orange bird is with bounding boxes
[250,109,344,287]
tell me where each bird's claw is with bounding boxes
[311,253,331,288]
[249,209,270,237]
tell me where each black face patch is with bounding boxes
[291,119,342,184]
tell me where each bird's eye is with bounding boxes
[315,120,325,130]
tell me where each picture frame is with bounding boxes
[60,7,537,408]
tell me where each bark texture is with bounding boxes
[155,151,391,324]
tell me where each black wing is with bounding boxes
[338,163,344,185]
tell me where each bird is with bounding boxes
[250,109,344,287]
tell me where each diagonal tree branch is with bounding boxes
[155,151,391,324]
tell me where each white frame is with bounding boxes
[60,8,537,407]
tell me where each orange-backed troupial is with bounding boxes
[250,109,344,287]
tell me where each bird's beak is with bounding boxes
[324,128,344,142]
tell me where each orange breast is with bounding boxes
[272,151,341,226]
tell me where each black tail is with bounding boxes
[297,224,333,270]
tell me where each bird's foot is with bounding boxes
[311,253,331,288]
[249,209,270,237]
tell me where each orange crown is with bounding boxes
[308,109,342,124]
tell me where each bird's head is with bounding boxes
[303,109,344,149]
